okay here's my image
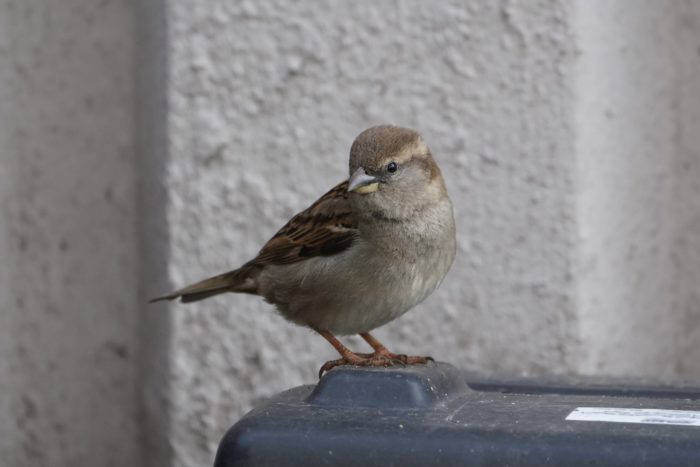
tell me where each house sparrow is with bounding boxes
[152,125,456,376]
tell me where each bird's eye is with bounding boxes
[387,161,398,173]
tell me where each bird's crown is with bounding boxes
[349,125,429,174]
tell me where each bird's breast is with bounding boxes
[352,200,457,319]
[259,200,456,335]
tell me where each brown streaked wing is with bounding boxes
[251,181,358,265]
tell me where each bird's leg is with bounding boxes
[315,328,396,377]
[315,329,368,377]
[358,332,434,365]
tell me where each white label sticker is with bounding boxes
[566,407,700,427]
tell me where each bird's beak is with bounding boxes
[347,167,379,194]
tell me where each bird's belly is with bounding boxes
[260,237,454,335]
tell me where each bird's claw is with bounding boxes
[318,352,434,378]
[358,351,433,365]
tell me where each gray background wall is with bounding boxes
[0,1,698,466]
[0,1,138,466]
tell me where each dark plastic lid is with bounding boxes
[215,363,700,467]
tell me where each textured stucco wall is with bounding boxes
[573,0,700,378]
[152,1,580,466]
[0,1,139,466]
[675,1,700,377]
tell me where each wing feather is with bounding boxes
[251,181,358,266]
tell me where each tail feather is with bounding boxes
[149,265,258,303]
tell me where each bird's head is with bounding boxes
[347,125,447,220]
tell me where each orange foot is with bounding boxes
[318,351,434,378]
[357,349,434,365]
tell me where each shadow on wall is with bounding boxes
[136,0,175,465]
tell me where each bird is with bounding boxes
[152,125,456,377]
